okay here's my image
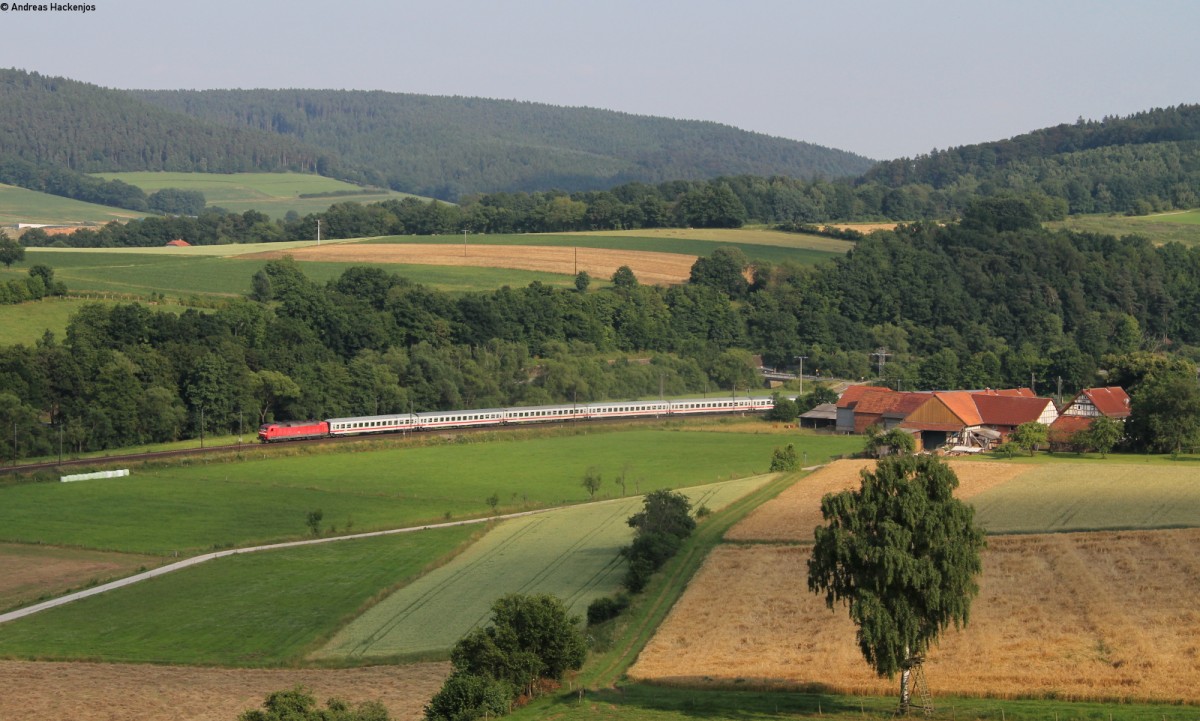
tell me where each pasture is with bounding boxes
[0,183,148,225]
[0,526,477,665]
[1049,211,1200,246]
[0,430,860,555]
[92,172,422,219]
[316,475,771,661]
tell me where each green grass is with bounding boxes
[0,429,861,555]
[0,526,477,665]
[361,232,846,265]
[970,461,1200,533]
[0,183,148,225]
[92,172,424,219]
[315,475,771,661]
[0,296,198,346]
[514,684,1200,721]
[4,248,581,301]
[1049,211,1200,246]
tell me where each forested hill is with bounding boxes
[130,89,875,200]
[863,105,1200,215]
[0,69,336,175]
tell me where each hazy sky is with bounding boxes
[3,0,1197,160]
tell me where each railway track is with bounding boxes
[0,412,729,477]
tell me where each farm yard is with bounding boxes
[628,460,1200,704]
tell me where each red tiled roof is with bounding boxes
[933,391,983,426]
[165,239,191,247]
[854,389,907,415]
[883,392,934,418]
[1049,415,1093,443]
[973,395,1053,427]
[1081,387,1131,418]
[837,384,891,409]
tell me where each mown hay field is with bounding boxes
[0,659,448,721]
[631,459,1200,703]
[628,529,1200,703]
[315,476,773,661]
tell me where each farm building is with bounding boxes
[900,390,1057,451]
[165,239,191,247]
[1059,386,1131,419]
[834,384,1057,452]
[1049,386,1130,449]
[834,385,891,433]
[798,402,837,429]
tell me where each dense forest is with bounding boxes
[864,106,1200,216]
[131,88,875,199]
[0,70,335,176]
[3,198,1199,461]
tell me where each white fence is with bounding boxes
[60,469,129,483]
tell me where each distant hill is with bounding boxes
[131,89,875,200]
[0,69,336,176]
[862,105,1200,215]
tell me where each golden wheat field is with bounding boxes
[249,244,697,285]
[0,660,449,721]
[629,528,1200,703]
[725,459,1029,543]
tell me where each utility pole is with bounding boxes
[796,355,808,396]
[463,229,467,257]
[316,219,321,246]
[871,347,891,382]
[1056,376,1063,405]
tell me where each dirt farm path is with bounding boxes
[244,243,698,284]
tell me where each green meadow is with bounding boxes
[0,429,861,555]
[0,526,477,665]
[1,248,582,303]
[0,183,148,225]
[0,296,197,346]
[1049,210,1200,246]
[92,172,423,219]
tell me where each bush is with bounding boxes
[586,594,630,625]
[769,443,799,471]
[424,672,511,721]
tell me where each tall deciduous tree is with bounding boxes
[0,236,25,268]
[808,455,985,713]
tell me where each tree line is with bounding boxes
[4,198,1200,460]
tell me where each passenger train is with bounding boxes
[257,395,777,442]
